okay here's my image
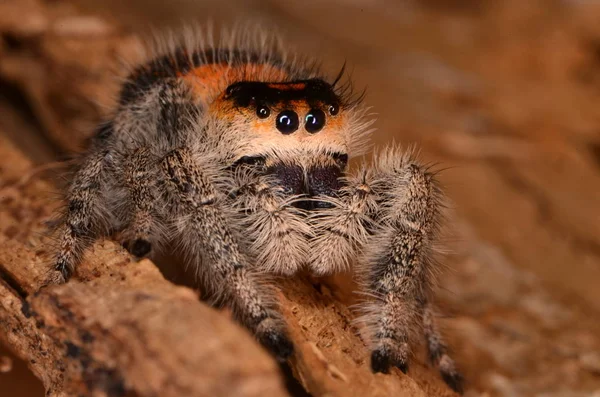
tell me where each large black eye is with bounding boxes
[256,105,270,119]
[305,109,326,133]
[328,103,339,116]
[276,110,299,134]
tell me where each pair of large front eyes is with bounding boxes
[256,105,337,134]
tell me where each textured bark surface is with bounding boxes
[2,0,600,396]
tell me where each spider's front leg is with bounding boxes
[49,147,113,284]
[226,167,311,275]
[360,147,463,393]
[308,168,379,275]
[120,146,166,257]
[160,148,293,360]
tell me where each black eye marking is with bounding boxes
[276,110,299,134]
[225,83,241,97]
[224,79,341,109]
[328,103,339,116]
[305,109,326,133]
[256,105,270,119]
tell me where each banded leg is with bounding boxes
[423,302,463,393]
[308,168,378,275]
[50,150,111,283]
[359,147,463,393]
[364,223,425,374]
[161,148,293,359]
[121,147,164,257]
[228,168,310,275]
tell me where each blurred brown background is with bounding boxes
[2,0,600,396]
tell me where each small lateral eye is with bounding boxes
[305,109,326,133]
[256,105,270,119]
[328,103,339,116]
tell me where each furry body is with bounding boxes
[48,28,463,393]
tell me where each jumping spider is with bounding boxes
[48,28,463,393]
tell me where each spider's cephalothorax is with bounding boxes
[47,28,463,393]
[217,78,353,210]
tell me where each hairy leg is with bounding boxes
[161,148,293,359]
[227,167,310,275]
[49,148,112,283]
[308,168,378,275]
[120,147,165,257]
[358,147,462,393]
[423,302,463,393]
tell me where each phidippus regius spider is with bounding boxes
[47,27,463,393]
